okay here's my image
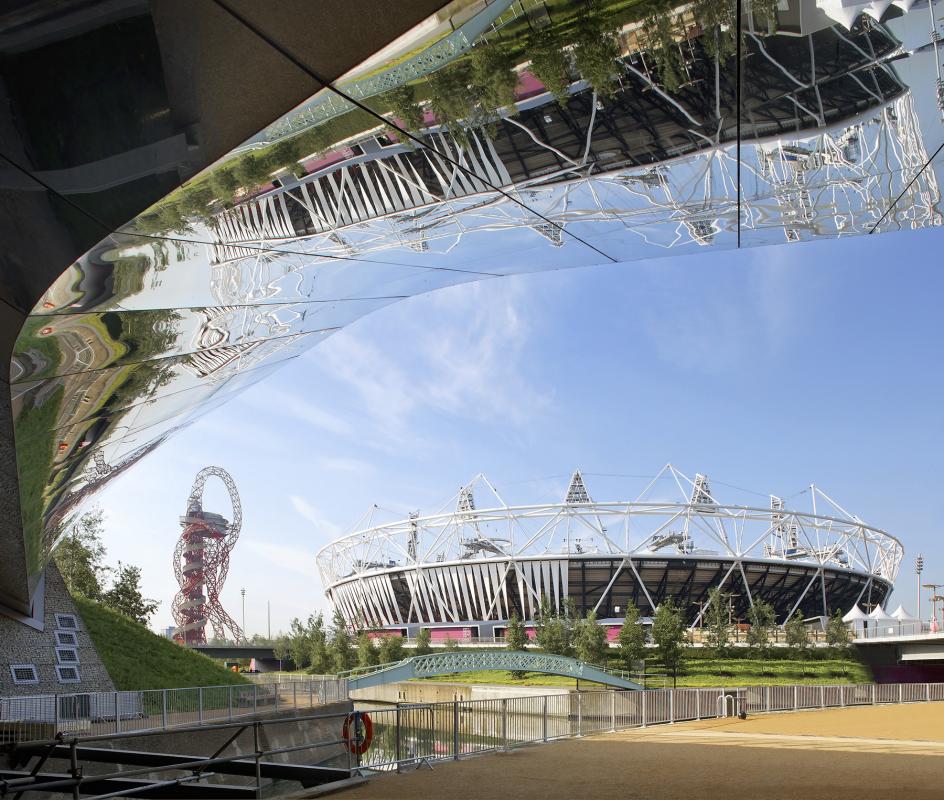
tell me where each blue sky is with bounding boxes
[94,225,944,634]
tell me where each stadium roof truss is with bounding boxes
[316,466,903,628]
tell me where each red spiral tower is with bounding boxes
[172,467,243,645]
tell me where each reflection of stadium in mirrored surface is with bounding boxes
[316,468,904,632]
[5,0,944,618]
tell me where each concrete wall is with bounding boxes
[0,562,114,697]
[351,681,574,705]
[23,700,354,797]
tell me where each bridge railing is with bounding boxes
[853,621,936,640]
[0,677,348,742]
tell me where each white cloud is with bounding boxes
[636,245,815,374]
[238,387,352,436]
[305,279,547,441]
[242,540,320,579]
[316,456,376,474]
[289,495,342,538]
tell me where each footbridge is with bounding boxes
[341,651,643,691]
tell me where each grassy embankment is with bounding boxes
[75,596,246,691]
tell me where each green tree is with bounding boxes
[307,614,331,674]
[534,597,576,657]
[616,604,646,672]
[266,139,302,173]
[574,609,609,666]
[414,627,433,655]
[100,562,159,625]
[356,632,379,668]
[643,7,686,93]
[427,63,485,145]
[652,599,686,687]
[378,634,406,664]
[272,633,292,665]
[329,609,356,673]
[178,184,214,217]
[572,10,622,99]
[784,612,810,657]
[281,614,330,671]
[443,637,461,651]
[825,610,851,649]
[234,154,271,189]
[704,587,731,657]
[505,611,529,679]
[470,43,519,113]
[528,27,571,104]
[378,85,425,131]
[210,167,240,199]
[746,600,776,657]
[54,508,110,600]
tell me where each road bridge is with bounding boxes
[191,645,293,672]
[341,650,642,691]
[853,631,944,683]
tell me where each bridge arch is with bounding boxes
[344,651,642,691]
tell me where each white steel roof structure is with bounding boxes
[316,466,903,630]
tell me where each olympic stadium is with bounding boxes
[317,466,903,636]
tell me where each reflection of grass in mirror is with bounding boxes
[14,384,64,576]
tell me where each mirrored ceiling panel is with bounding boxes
[11,0,944,597]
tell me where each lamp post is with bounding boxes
[241,588,246,643]
[923,584,943,626]
[916,555,924,620]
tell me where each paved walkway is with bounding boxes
[334,703,944,800]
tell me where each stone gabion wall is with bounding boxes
[0,563,114,697]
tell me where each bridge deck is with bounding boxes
[345,651,641,691]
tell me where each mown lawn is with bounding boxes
[75,596,247,690]
[414,655,871,689]
[669,657,872,687]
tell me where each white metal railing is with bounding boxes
[0,677,348,743]
[853,621,940,640]
[352,681,944,771]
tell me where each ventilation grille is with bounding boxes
[55,613,78,630]
[10,664,38,685]
[56,647,79,664]
[55,665,81,684]
[55,630,78,647]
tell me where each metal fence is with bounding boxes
[0,678,348,742]
[853,621,938,640]
[352,682,944,771]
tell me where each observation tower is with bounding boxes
[172,467,244,645]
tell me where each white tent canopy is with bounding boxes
[891,604,919,622]
[842,604,868,622]
[868,603,894,620]
[817,0,915,29]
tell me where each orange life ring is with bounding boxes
[342,712,373,755]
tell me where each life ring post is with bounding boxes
[342,710,374,766]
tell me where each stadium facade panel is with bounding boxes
[317,467,901,633]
